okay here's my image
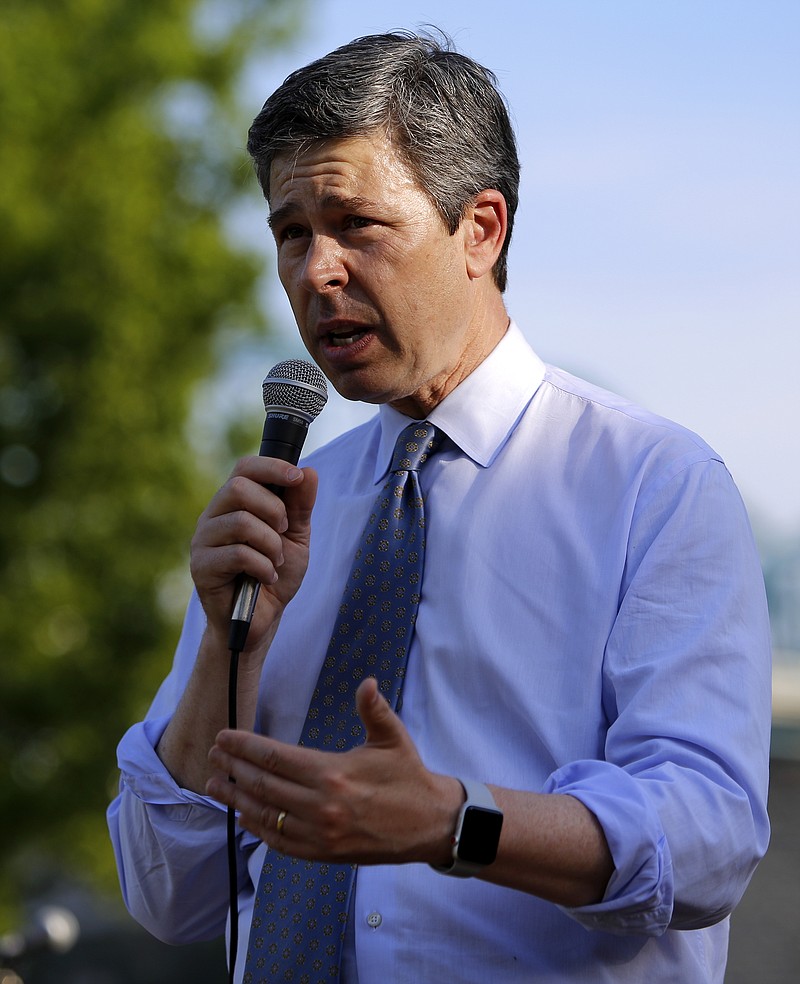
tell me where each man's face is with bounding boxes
[268,133,495,417]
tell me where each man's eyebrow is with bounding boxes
[268,194,380,230]
[323,194,378,213]
[267,203,297,231]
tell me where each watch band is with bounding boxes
[432,779,503,878]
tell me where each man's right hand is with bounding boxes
[156,456,318,792]
[189,456,319,657]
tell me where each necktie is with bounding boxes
[244,421,442,984]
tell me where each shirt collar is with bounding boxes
[374,321,545,482]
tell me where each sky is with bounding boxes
[214,0,799,542]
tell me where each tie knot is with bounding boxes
[391,421,441,473]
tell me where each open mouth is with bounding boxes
[325,327,369,347]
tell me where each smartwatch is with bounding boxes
[432,779,504,878]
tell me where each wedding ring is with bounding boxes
[276,810,287,834]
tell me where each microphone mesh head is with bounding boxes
[262,359,328,420]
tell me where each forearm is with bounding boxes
[481,787,614,907]
[156,624,273,793]
[206,684,614,911]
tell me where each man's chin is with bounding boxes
[319,363,387,404]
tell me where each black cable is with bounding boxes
[227,647,240,984]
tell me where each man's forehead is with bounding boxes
[267,132,416,203]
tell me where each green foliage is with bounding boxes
[0,0,305,919]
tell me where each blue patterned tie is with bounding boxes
[244,421,442,983]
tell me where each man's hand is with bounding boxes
[155,458,318,793]
[206,677,613,906]
[206,677,463,866]
[190,457,318,655]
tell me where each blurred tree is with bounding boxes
[0,0,305,921]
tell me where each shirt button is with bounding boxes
[366,911,382,929]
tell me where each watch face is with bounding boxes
[458,806,504,865]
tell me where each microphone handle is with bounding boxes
[228,411,310,652]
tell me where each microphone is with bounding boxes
[228,359,328,651]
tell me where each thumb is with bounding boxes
[284,466,318,539]
[357,677,404,748]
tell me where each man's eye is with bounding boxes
[282,225,306,241]
[347,215,374,230]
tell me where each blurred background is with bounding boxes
[1,1,797,981]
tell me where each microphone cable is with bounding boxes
[222,360,327,984]
[227,643,241,984]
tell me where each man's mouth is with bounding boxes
[319,321,372,348]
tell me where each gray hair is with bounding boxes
[247,30,520,291]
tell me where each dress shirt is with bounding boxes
[108,321,771,983]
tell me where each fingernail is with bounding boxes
[286,466,302,482]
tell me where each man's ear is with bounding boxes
[462,189,508,280]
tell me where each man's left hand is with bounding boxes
[206,677,463,867]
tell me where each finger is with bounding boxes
[228,456,307,505]
[197,464,314,568]
[204,469,289,529]
[212,730,322,787]
[205,771,296,844]
[197,509,286,564]
[192,466,303,584]
[282,467,318,539]
[356,677,405,748]
[190,519,284,591]
[237,806,332,860]
[206,743,312,810]
[206,751,339,857]
[234,800,326,860]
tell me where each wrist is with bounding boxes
[430,775,467,866]
[431,779,504,878]
[202,603,281,660]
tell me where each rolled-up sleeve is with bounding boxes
[107,592,252,944]
[107,714,245,944]
[552,458,771,936]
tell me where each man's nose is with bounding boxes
[299,235,348,293]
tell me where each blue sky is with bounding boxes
[216,0,799,539]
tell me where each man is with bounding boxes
[108,31,771,983]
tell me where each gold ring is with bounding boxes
[276,810,287,834]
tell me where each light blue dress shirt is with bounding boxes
[108,322,771,982]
